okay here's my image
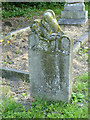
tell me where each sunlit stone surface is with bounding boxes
[58,0,88,25]
[28,10,73,102]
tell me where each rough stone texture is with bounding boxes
[65,0,84,3]
[58,19,88,25]
[73,31,89,53]
[59,0,88,25]
[0,67,29,82]
[61,11,88,19]
[64,3,85,11]
[28,10,73,102]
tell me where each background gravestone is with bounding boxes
[28,10,73,102]
[58,0,88,25]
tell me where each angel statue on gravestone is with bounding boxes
[30,10,64,51]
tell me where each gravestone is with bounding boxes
[58,0,88,25]
[28,10,73,102]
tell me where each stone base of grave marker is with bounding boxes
[58,2,88,25]
[58,19,88,25]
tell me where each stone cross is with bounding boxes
[58,0,88,25]
[28,10,73,102]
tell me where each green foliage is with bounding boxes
[2,2,65,8]
[2,2,64,19]
[85,1,90,18]
[16,50,19,54]
[2,2,90,19]
[73,72,88,104]
[2,61,8,65]
[78,46,89,55]
[2,4,28,18]
[1,73,88,118]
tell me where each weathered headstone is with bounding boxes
[28,10,73,102]
[58,0,88,25]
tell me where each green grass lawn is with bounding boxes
[0,72,88,118]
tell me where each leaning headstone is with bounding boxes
[58,0,88,25]
[28,10,73,102]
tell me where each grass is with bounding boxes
[0,72,88,118]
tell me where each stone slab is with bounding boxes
[64,3,85,11]
[65,0,84,3]
[61,11,88,19]
[28,31,73,102]
[73,31,89,53]
[0,67,29,82]
[0,26,30,41]
[58,18,88,25]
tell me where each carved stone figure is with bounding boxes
[30,10,64,51]
[31,10,64,41]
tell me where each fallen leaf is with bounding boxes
[0,39,4,43]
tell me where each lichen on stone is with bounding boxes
[30,10,68,51]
